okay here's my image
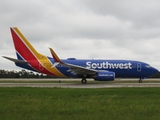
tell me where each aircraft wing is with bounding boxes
[49,48,97,76]
[61,62,97,75]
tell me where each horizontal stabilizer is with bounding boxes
[2,56,28,64]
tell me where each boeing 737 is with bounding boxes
[3,27,159,83]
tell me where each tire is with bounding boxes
[81,79,87,84]
[139,79,142,83]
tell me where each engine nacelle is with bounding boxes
[94,71,115,81]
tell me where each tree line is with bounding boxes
[0,69,55,78]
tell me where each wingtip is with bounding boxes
[49,47,54,55]
[49,47,53,51]
[49,47,62,63]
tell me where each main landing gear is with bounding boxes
[81,78,87,84]
[138,78,143,83]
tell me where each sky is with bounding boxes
[1,0,160,71]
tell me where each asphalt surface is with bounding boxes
[0,82,160,88]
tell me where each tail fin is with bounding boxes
[10,27,43,61]
[4,27,66,77]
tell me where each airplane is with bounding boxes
[3,27,159,83]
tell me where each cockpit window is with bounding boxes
[145,65,151,68]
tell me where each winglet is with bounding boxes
[49,48,63,63]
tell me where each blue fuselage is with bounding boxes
[16,57,159,79]
[52,58,159,78]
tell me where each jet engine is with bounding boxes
[94,71,115,81]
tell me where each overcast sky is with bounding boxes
[1,0,160,71]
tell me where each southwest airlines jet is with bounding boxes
[3,27,159,83]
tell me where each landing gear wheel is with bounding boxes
[81,78,87,84]
[139,79,142,83]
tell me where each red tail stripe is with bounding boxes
[11,28,54,75]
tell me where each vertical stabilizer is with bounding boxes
[10,27,42,61]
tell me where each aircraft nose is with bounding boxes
[152,67,159,74]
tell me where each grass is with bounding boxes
[0,87,160,120]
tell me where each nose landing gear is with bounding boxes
[138,78,142,83]
[81,78,87,84]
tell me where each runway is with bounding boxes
[0,82,160,88]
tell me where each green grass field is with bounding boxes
[0,87,160,120]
